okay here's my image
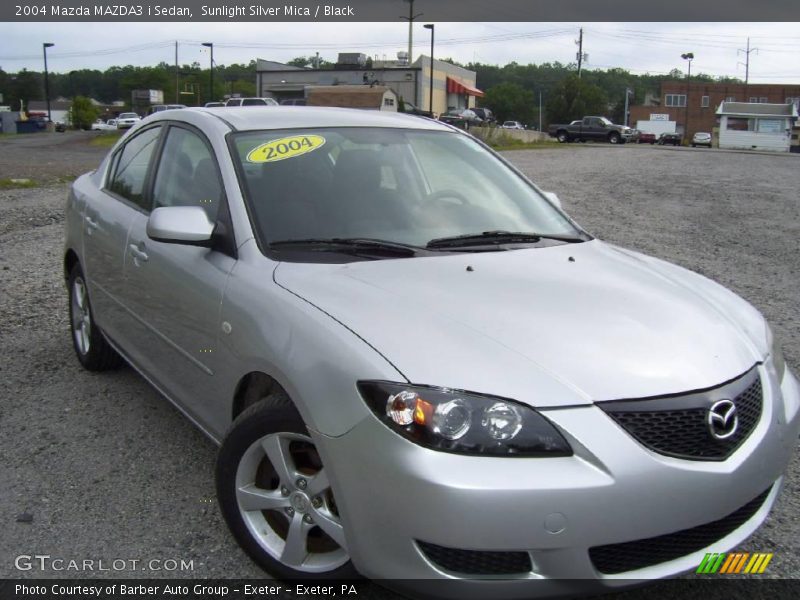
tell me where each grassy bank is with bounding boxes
[89,131,123,147]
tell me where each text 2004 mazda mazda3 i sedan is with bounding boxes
[64,107,799,597]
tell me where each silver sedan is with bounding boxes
[63,107,799,596]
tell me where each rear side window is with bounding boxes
[152,126,223,220]
[108,126,162,210]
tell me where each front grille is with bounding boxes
[601,370,762,461]
[417,540,532,575]
[589,487,771,574]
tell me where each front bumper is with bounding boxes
[314,365,800,598]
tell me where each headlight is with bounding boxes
[358,381,572,457]
[766,323,786,382]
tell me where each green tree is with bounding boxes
[71,95,99,130]
[545,74,608,125]
[483,82,536,124]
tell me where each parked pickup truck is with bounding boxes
[549,116,636,144]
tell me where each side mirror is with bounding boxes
[147,206,214,245]
[542,191,562,209]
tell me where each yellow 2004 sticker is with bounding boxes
[246,135,326,163]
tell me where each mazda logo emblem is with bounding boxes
[707,399,738,440]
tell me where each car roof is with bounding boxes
[147,106,452,132]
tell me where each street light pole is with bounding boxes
[43,43,54,122]
[623,88,632,127]
[424,24,434,115]
[681,52,694,141]
[202,42,214,105]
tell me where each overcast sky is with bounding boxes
[1,22,799,82]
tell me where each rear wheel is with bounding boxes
[216,395,358,579]
[67,264,123,371]
[556,131,568,143]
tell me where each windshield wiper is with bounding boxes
[269,237,420,257]
[426,230,585,249]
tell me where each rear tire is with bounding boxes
[67,264,123,371]
[216,394,359,579]
[556,131,568,143]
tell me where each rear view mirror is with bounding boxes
[147,206,214,245]
[542,191,562,209]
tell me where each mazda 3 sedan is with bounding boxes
[64,107,799,597]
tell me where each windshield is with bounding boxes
[230,127,583,255]
[119,113,138,119]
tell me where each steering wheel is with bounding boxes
[426,188,470,206]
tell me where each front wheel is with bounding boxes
[216,395,358,579]
[608,132,620,144]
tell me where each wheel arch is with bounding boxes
[64,248,80,281]
[231,371,292,422]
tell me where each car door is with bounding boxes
[121,122,238,432]
[82,124,163,347]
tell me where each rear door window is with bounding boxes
[107,126,162,211]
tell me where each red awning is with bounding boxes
[446,77,484,98]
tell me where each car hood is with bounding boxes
[274,240,766,407]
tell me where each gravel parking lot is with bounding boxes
[1,133,798,594]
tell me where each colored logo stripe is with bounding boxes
[697,552,773,574]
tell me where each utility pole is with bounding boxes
[576,28,584,77]
[738,37,758,96]
[400,0,422,64]
[175,41,179,104]
[538,91,543,132]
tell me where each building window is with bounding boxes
[749,97,769,103]
[757,119,783,133]
[786,97,800,105]
[665,94,686,107]
[384,98,395,107]
[725,96,736,102]
[701,95,709,108]
[726,117,752,131]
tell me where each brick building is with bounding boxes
[629,81,800,140]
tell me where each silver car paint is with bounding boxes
[273,240,765,406]
[64,107,800,593]
[315,364,799,591]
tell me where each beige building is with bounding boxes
[256,54,483,116]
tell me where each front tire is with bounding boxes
[216,395,358,579]
[608,132,620,144]
[67,264,123,371]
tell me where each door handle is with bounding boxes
[85,216,99,230]
[128,244,149,263]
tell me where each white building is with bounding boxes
[716,102,798,153]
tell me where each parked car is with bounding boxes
[226,97,279,107]
[658,132,682,146]
[279,98,307,106]
[398,100,431,118]
[471,107,495,123]
[638,132,657,144]
[692,132,713,148]
[64,107,798,597]
[548,116,636,144]
[90,119,118,131]
[438,108,482,129]
[116,112,141,129]
[54,121,66,132]
[204,102,226,108]
[501,120,525,130]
